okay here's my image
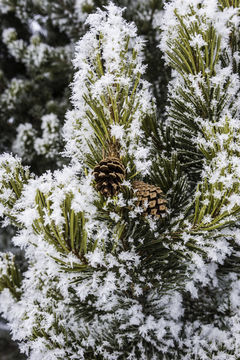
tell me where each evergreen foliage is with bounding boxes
[0,1,166,356]
[0,1,240,359]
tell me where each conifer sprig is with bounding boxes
[64,3,155,175]
[0,253,22,300]
[0,153,32,226]
[34,190,97,271]
[161,2,239,179]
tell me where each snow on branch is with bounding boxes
[64,2,155,175]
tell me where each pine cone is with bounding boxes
[93,157,126,197]
[133,181,167,218]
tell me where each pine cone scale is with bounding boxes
[149,200,156,208]
[100,165,109,172]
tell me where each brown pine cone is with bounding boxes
[93,157,126,197]
[133,180,167,218]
